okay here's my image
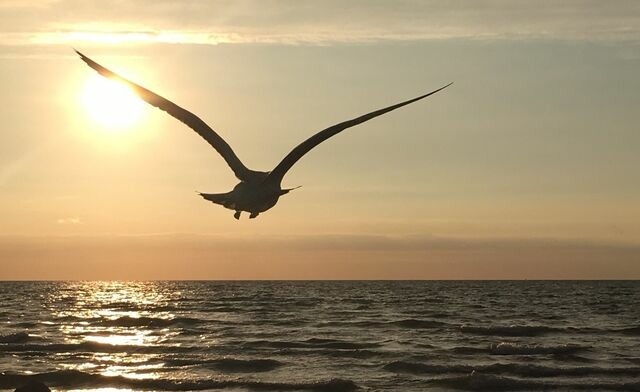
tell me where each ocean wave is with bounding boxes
[316,318,447,329]
[276,348,384,359]
[451,346,487,355]
[0,341,195,354]
[617,326,640,335]
[291,299,323,307]
[490,363,640,377]
[207,358,284,372]
[410,310,452,318]
[305,337,380,349]
[166,357,284,372]
[390,318,448,329]
[0,332,30,344]
[315,320,384,328]
[206,305,242,313]
[384,361,467,374]
[430,371,640,391]
[489,342,587,355]
[213,295,256,302]
[429,372,549,391]
[450,342,588,356]
[384,360,640,377]
[460,324,557,337]
[0,370,358,391]
[243,338,380,350]
[11,322,39,328]
[55,315,205,328]
[460,324,640,337]
[269,318,310,327]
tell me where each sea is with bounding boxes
[0,281,639,391]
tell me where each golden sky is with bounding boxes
[1,1,639,279]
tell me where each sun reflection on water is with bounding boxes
[84,333,150,346]
[67,389,134,392]
[100,362,166,380]
[46,281,180,382]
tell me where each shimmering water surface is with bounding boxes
[1,281,639,391]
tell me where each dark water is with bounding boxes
[1,281,639,391]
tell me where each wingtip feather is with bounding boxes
[438,82,454,92]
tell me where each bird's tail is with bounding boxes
[198,191,234,207]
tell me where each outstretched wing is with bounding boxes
[266,83,452,185]
[75,50,257,181]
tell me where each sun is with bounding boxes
[80,74,145,131]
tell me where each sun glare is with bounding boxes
[80,75,145,131]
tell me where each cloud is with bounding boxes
[1,1,639,45]
[56,217,82,225]
[0,233,639,279]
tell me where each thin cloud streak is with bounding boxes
[56,217,82,225]
[2,232,638,251]
[2,1,640,45]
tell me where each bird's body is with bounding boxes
[200,172,290,219]
[75,50,450,219]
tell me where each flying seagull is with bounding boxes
[75,50,451,220]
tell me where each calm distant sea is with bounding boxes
[1,281,639,391]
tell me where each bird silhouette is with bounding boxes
[76,50,451,220]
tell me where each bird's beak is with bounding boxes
[280,186,302,195]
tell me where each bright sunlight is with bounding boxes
[80,74,145,131]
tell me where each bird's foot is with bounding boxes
[249,212,259,219]
[234,211,241,220]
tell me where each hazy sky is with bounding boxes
[1,1,639,279]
